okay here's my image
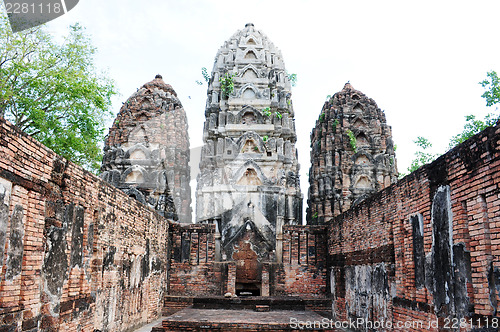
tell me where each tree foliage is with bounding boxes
[406,137,438,174]
[0,15,116,173]
[448,113,499,148]
[447,71,500,148]
[480,70,500,107]
[196,67,210,85]
[404,71,500,176]
[287,72,297,87]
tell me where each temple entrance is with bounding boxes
[236,282,260,296]
[232,227,262,296]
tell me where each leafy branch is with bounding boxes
[448,113,499,149]
[287,72,297,87]
[196,67,211,85]
[480,71,500,107]
[406,137,438,174]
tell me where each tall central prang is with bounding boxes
[196,23,302,293]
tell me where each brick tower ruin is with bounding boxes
[307,83,398,224]
[101,75,191,223]
[196,23,302,294]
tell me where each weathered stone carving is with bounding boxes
[307,83,398,224]
[101,75,191,222]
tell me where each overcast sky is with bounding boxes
[27,0,500,200]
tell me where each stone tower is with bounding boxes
[101,75,191,223]
[307,83,397,224]
[196,23,302,292]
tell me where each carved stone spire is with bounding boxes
[196,24,302,270]
[101,76,191,223]
[307,83,398,224]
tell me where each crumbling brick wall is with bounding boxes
[328,122,500,331]
[0,118,169,332]
[275,225,328,297]
[168,223,225,296]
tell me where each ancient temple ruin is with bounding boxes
[195,23,302,293]
[307,83,398,223]
[1,23,499,332]
[100,75,191,223]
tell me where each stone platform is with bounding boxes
[163,295,332,316]
[154,296,336,331]
[152,308,336,331]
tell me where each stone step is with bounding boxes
[152,308,337,331]
[255,305,270,312]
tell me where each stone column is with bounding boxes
[214,218,221,261]
[261,263,270,296]
[276,216,284,263]
[227,262,236,295]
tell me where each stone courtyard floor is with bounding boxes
[148,308,338,331]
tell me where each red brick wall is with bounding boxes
[328,123,500,331]
[276,225,328,297]
[168,223,225,296]
[0,119,169,332]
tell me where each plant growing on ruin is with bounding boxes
[253,146,259,152]
[346,129,357,153]
[262,107,272,117]
[276,111,282,119]
[312,212,318,219]
[319,113,325,123]
[332,119,339,131]
[400,72,500,179]
[220,72,236,98]
[406,137,437,174]
[448,113,499,148]
[444,71,500,150]
[262,135,268,142]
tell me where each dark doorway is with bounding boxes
[236,282,261,296]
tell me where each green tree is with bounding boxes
[448,113,499,148]
[0,15,116,173]
[404,71,500,177]
[447,71,500,148]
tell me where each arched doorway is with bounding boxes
[231,222,264,296]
